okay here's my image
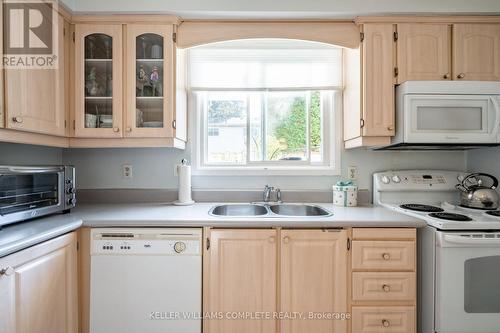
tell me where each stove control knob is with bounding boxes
[381,176,391,184]
[174,241,186,253]
[392,175,401,183]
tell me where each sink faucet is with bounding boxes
[263,185,274,202]
[263,185,282,203]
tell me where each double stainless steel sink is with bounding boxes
[209,203,332,217]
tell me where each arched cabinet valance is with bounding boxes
[177,21,360,49]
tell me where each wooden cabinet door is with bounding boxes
[280,229,348,333]
[397,24,451,83]
[4,15,66,136]
[361,24,395,137]
[124,24,174,138]
[0,1,3,129]
[205,229,277,333]
[174,48,188,142]
[0,233,78,333]
[453,24,500,81]
[74,24,123,138]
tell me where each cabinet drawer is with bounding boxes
[352,228,416,240]
[352,306,415,333]
[352,241,415,271]
[352,272,415,302]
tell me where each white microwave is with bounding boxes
[381,81,500,150]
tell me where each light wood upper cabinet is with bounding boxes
[343,23,396,148]
[0,232,78,333]
[125,25,174,138]
[361,24,395,137]
[280,229,348,333]
[0,2,3,129]
[74,24,123,138]
[205,229,277,333]
[396,24,451,83]
[453,24,500,81]
[4,15,67,136]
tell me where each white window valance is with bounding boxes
[188,39,343,89]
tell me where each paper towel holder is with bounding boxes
[173,158,195,206]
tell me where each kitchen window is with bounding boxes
[188,39,342,175]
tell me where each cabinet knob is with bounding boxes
[283,236,290,244]
[382,253,391,260]
[382,319,390,327]
[457,73,465,79]
[12,116,23,123]
[443,73,450,79]
[0,266,14,276]
[382,284,391,292]
[113,127,120,133]
[387,125,394,131]
[125,127,132,132]
[269,236,276,243]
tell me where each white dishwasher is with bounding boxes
[89,228,202,333]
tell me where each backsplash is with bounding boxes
[467,147,500,183]
[63,146,467,193]
[0,142,470,193]
[0,143,63,165]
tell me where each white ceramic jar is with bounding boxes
[333,181,358,207]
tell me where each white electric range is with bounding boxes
[374,170,500,333]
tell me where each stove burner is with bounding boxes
[400,204,444,213]
[485,211,500,217]
[428,212,473,221]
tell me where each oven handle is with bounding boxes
[442,234,500,247]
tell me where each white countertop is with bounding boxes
[0,214,82,257]
[0,202,425,257]
[73,202,424,227]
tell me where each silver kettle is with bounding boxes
[456,173,500,210]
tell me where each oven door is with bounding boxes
[0,166,65,226]
[435,232,500,333]
[404,95,500,143]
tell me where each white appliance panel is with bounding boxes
[90,228,202,333]
[435,232,500,333]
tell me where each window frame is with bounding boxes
[190,88,342,176]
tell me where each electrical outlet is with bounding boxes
[347,166,358,180]
[122,164,133,179]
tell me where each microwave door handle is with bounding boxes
[442,234,500,247]
[491,97,500,136]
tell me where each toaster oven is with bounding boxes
[0,166,76,227]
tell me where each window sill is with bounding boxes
[192,166,341,176]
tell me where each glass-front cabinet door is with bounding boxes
[125,25,174,137]
[74,25,123,138]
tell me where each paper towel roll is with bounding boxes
[175,161,194,205]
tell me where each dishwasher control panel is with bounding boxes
[90,228,202,256]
